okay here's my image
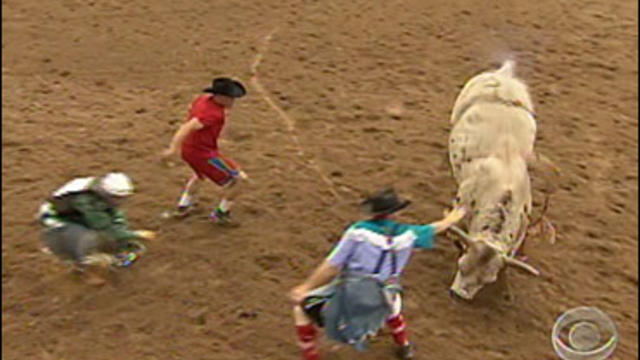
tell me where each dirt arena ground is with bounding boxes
[2,0,638,359]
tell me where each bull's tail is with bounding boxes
[497,60,516,77]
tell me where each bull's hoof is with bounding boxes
[543,217,557,244]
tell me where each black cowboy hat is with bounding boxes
[360,187,411,216]
[203,77,247,98]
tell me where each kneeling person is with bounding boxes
[37,172,155,284]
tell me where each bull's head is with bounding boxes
[448,227,539,300]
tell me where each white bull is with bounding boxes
[447,60,555,300]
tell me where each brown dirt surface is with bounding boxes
[2,0,638,359]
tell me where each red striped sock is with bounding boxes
[295,324,320,360]
[387,313,410,346]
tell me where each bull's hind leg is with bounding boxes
[511,219,529,261]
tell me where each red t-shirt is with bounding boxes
[181,95,226,158]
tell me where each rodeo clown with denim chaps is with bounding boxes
[289,187,467,360]
[37,172,156,285]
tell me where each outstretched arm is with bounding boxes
[413,206,467,249]
[111,209,156,241]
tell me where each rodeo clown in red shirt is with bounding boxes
[161,77,248,225]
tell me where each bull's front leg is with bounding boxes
[503,270,515,302]
[526,195,557,245]
[540,215,557,245]
[525,152,560,245]
[510,214,530,260]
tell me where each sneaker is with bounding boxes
[397,343,414,359]
[173,204,194,218]
[209,209,237,227]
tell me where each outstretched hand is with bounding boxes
[445,205,467,224]
[158,148,178,168]
[289,284,309,305]
[134,230,157,240]
[159,147,176,160]
[433,205,468,234]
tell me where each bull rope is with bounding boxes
[249,28,356,203]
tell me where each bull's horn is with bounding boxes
[504,256,540,276]
[449,225,473,245]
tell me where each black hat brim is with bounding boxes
[203,79,247,98]
[361,199,411,216]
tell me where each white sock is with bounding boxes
[178,175,198,208]
[178,191,192,208]
[217,199,231,213]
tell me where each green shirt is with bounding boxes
[52,192,139,242]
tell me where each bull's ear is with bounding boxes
[504,256,540,276]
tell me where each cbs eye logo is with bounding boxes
[551,307,618,360]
